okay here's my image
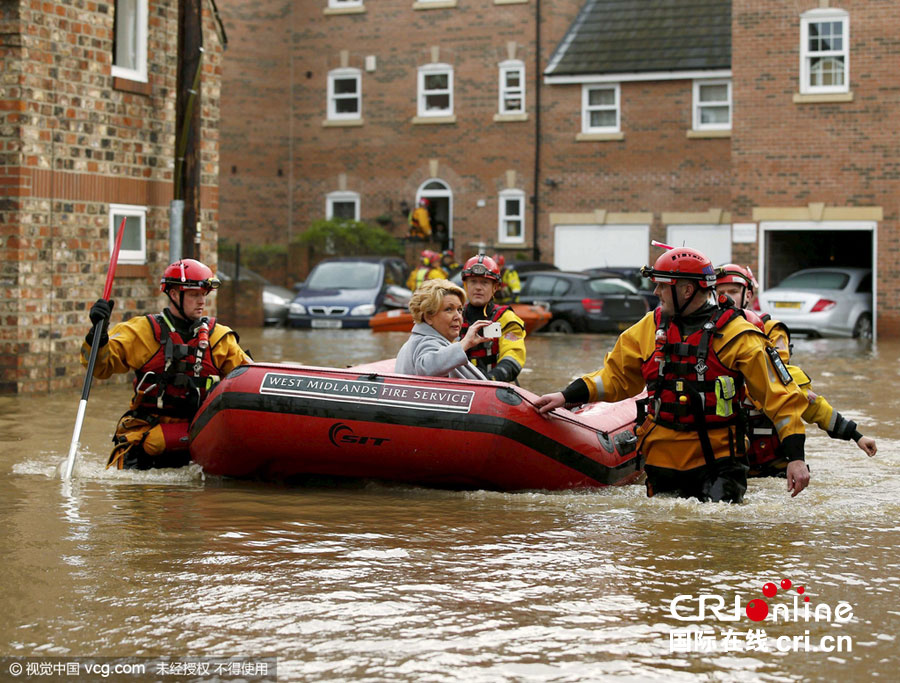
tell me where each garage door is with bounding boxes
[554,224,650,271]
[665,225,732,267]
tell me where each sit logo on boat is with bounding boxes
[328,422,390,448]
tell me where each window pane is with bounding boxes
[115,0,138,70]
[114,214,142,251]
[504,198,521,217]
[424,73,448,90]
[505,71,520,88]
[588,88,614,106]
[504,220,522,239]
[699,84,728,102]
[590,110,616,128]
[333,78,357,95]
[335,98,358,114]
[504,96,522,111]
[332,202,356,220]
[810,57,845,86]
[700,105,729,124]
[425,94,450,110]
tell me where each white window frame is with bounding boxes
[800,8,849,94]
[328,0,363,8]
[582,84,620,133]
[109,203,147,264]
[692,79,731,131]
[417,63,454,118]
[498,60,526,115]
[498,189,526,244]
[326,191,360,221]
[327,68,362,121]
[111,0,148,82]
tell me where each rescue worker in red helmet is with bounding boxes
[459,254,527,383]
[406,249,448,291]
[492,253,522,304]
[715,264,877,477]
[408,197,433,239]
[534,246,813,503]
[440,249,461,279]
[81,258,251,470]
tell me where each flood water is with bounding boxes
[2,328,898,682]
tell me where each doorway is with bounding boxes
[417,179,453,251]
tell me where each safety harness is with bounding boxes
[461,303,511,373]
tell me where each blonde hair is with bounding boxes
[408,279,467,324]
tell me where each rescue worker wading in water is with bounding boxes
[715,263,877,477]
[81,259,252,470]
[534,246,813,503]
[459,255,526,383]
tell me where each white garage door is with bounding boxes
[554,224,650,271]
[665,224,732,267]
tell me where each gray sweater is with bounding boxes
[394,322,487,380]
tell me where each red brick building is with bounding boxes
[220,0,896,337]
[1,1,225,393]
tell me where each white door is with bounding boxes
[665,224,732,267]
[554,224,650,271]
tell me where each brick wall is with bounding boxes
[1,0,224,394]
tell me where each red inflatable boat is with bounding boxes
[189,362,644,491]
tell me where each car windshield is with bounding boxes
[776,271,850,291]
[306,261,381,290]
[587,278,638,294]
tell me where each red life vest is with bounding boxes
[132,314,223,418]
[461,303,510,372]
[742,396,783,473]
[641,307,750,464]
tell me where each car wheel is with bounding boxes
[547,318,574,334]
[852,313,872,340]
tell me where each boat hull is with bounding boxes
[190,363,643,491]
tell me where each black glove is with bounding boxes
[89,298,114,325]
[85,298,114,347]
[485,358,521,384]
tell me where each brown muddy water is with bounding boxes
[1,329,898,682]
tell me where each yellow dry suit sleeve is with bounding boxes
[80,316,158,379]
[496,308,527,371]
[581,312,656,403]
[208,324,253,376]
[717,327,807,443]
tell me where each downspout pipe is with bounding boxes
[531,0,542,262]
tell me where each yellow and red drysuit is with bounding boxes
[561,305,810,502]
[81,309,251,470]
[408,207,432,238]
[406,265,448,291]
[743,313,866,476]
[461,302,526,383]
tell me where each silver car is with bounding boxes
[758,267,872,339]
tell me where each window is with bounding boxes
[328,0,363,8]
[498,189,525,244]
[582,84,619,133]
[109,204,146,264]
[418,64,453,117]
[111,0,148,82]
[800,9,849,94]
[326,191,360,221]
[327,69,362,121]
[498,60,525,115]
[693,79,731,130]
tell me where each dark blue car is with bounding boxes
[288,256,409,329]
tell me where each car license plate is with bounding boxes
[311,319,342,329]
[773,302,803,309]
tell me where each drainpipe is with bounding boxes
[531,0,542,262]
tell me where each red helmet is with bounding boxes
[461,254,501,282]
[421,249,438,266]
[442,249,454,259]
[492,253,506,268]
[160,259,220,293]
[640,247,716,289]
[418,198,430,207]
[716,263,754,289]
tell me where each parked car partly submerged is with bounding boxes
[288,256,410,329]
[517,270,649,333]
[758,267,872,339]
[217,261,294,326]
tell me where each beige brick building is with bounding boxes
[219,0,898,336]
[1,0,224,393]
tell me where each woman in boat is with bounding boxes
[395,278,491,379]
